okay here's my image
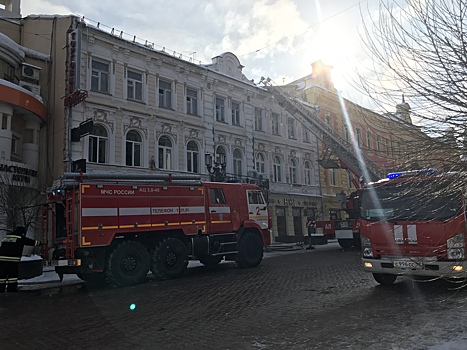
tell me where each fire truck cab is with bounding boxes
[42,173,271,287]
[360,170,467,285]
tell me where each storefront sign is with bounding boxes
[0,164,37,184]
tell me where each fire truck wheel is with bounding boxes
[199,255,222,267]
[151,237,188,280]
[237,231,263,268]
[338,239,354,249]
[106,241,150,287]
[373,273,397,285]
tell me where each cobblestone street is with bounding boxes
[2,244,467,350]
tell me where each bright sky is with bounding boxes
[20,0,381,108]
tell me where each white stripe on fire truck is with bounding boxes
[209,206,231,213]
[180,206,205,214]
[394,225,403,244]
[407,224,417,244]
[82,208,118,217]
[119,207,151,216]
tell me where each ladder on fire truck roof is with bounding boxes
[262,80,384,183]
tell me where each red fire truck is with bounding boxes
[360,169,467,285]
[42,172,271,286]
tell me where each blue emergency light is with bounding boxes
[387,169,437,179]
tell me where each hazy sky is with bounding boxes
[20,0,381,108]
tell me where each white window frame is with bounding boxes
[287,118,295,139]
[256,153,265,174]
[231,101,241,125]
[272,113,280,135]
[186,87,198,115]
[289,158,297,184]
[125,130,143,167]
[91,59,110,93]
[186,141,199,173]
[216,97,225,122]
[159,79,172,109]
[273,156,282,182]
[158,136,172,169]
[127,69,143,101]
[88,124,108,164]
[304,161,312,185]
[254,108,263,131]
[233,149,243,176]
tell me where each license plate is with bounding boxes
[393,260,419,269]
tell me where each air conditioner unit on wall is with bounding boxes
[21,63,41,81]
[19,81,41,96]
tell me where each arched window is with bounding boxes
[158,136,172,169]
[215,146,226,165]
[256,153,265,174]
[88,124,108,163]
[233,149,243,176]
[289,158,297,184]
[186,141,199,173]
[126,130,142,167]
[304,161,312,185]
[273,156,282,182]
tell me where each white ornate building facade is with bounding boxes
[0,3,322,241]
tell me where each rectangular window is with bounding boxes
[254,108,263,131]
[209,188,226,204]
[287,118,295,139]
[231,101,240,125]
[303,128,311,143]
[329,169,336,186]
[186,88,198,115]
[216,97,225,122]
[377,136,381,153]
[127,70,143,101]
[91,60,109,93]
[356,129,361,146]
[272,113,280,135]
[159,79,172,109]
[366,132,371,150]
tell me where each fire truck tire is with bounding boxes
[338,239,353,249]
[151,237,188,279]
[236,231,263,268]
[105,241,150,287]
[373,273,397,285]
[199,255,222,267]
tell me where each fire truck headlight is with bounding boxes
[447,233,465,260]
[361,236,373,257]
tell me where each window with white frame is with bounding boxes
[88,124,108,163]
[328,169,337,186]
[231,101,241,125]
[158,136,172,169]
[289,158,297,184]
[186,141,199,173]
[233,149,243,176]
[91,60,109,93]
[273,156,282,182]
[256,153,265,174]
[287,118,295,139]
[304,161,312,185]
[127,70,143,101]
[272,113,280,135]
[356,128,361,147]
[303,128,311,143]
[186,88,198,115]
[215,146,226,165]
[216,97,225,122]
[366,131,372,150]
[158,79,172,109]
[254,108,263,131]
[125,130,142,167]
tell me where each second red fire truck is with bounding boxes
[359,169,467,284]
[42,172,271,287]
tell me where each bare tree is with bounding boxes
[357,0,467,164]
[0,175,43,236]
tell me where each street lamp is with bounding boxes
[205,153,226,182]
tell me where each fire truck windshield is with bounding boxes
[361,180,462,222]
